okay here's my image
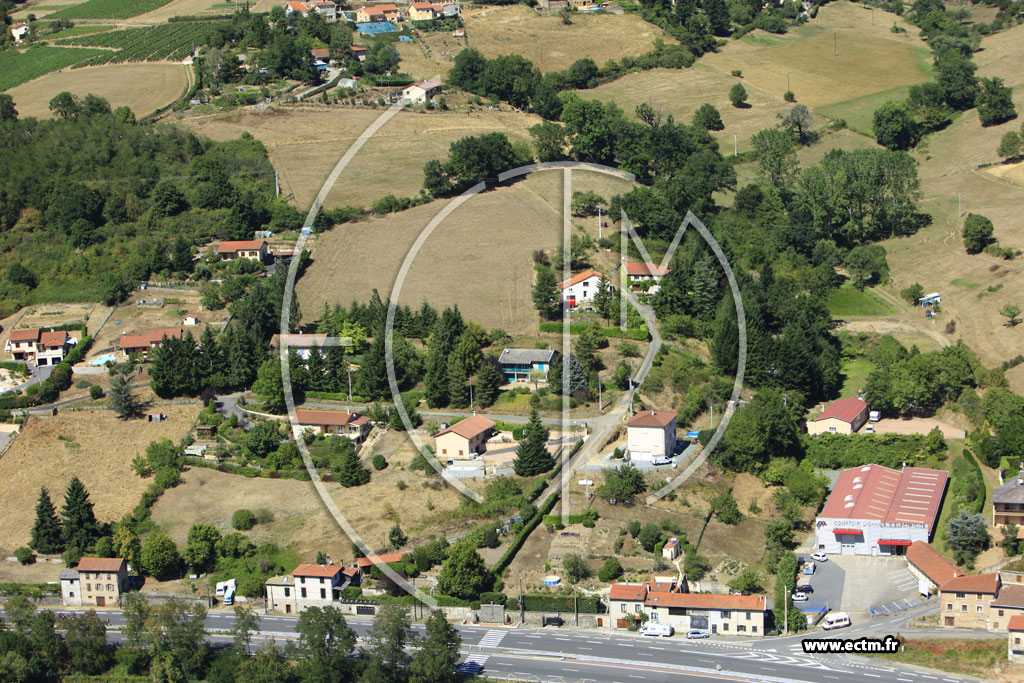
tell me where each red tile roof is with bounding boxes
[38,331,68,348]
[940,573,1000,595]
[356,551,411,568]
[993,585,1024,609]
[819,465,947,530]
[411,1,434,7]
[433,414,496,440]
[310,48,330,59]
[627,409,677,428]
[609,583,647,601]
[559,269,608,290]
[815,397,868,423]
[9,328,40,343]
[216,240,266,254]
[624,262,670,277]
[644,591,767,611]
[295,409,363,427]
[287,1,311,10]
[77,557,126,572]
[119,334,150,350]
[906,542,964,587]
[1009,614,1024,630]
[292,563,343,578]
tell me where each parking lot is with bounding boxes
[815,554,924,614]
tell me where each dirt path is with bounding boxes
[835,287,955,350]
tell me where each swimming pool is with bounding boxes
[89,354,115,365]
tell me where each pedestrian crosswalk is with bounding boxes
[456,654,488,675]
[477,629,507,648]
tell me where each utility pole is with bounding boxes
[347,365,352,402]
[784,585,789,635]
[709,400,714,429]
[574,580,579,626]
[834,31,837,57]
[734,133,738,156]
[519,572,525,624]
[598,205,602,240]
[598,381,602,412]
[470,379,474,409]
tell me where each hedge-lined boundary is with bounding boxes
[538,321,648,341]
[492,491,559,575]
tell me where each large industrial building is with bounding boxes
[814,464,949,556]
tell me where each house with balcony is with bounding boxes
[994,473,1024,528]
[497,348,557,383]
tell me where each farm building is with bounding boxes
[401,79,443,104]
[905,541,964,596]
[183,315,200,326]
[498,347,557,382]
[624,261,671,293]
[119,327,184,359]
[559,269,611,307]
[61,557,130,607]
[433,414,496,461]
[806,397,869,436]
[814,464,948,556]
[294,409,372,442]
[216,240,270,263]
[626,409,677,463]
[607,578,767,636]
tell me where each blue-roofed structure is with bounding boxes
[399,34,413,41]
[356,21,398,34]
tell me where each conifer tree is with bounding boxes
[109,373,141,419]
[61,477,101,553]
[513,410,553,476]
[30,487,64,554]
[306,345,327,392]
[475,358,505,407]
[447,357,469,409]
[335,442,371,487]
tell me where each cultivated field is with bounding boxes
[0,46,107,92]
[0,403,201,553]
[125,0,277,23]
[6,62,189,118]
[178,106,543,210]
[49,0,176,20]
[463,4,671,74]
[151,431,472,564]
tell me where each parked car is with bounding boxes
[810,552,828,562]
[542,615,563,627]
[796,584,814,594]
[792,592,809,602]
[639,622,674,637]
[686,629,710,639]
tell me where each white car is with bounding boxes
[792,592,809,602]
[810,552,828,562]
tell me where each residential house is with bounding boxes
[401,79,443,104]
[183,315,201,326]
[498,347,557,383]
[119,327,184,359]
[905,541,964,596]
[295,409,372,442]
[351,45,368,61]
[433,414,496,461]
[662,537,680,561]
[624,261,671,293]
[269,333,331,360]
[311,1,339,20]
[806,397,869,436]
[440,3,460,17]
[6,328,41,361]
[285,1,312,15]
[990,585,1024,631]
[607,578,767,636]
[61,558,130,607]
[5,328,76,366]
[408,1,437,20]
[1010,615,1024,661]
[266,563,348,614]
[310,48,331,63]
[940,573,1001,629]
[10,22,29,44]
[559,269,611,307]
[355,4,401,22]
[215,240,270,263]
[608,582,648,628]
[355,551,412,578]
[993,472,1024,528]
[626,410,677,463]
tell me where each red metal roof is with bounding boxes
[609,583,647,601]
[627,409,677,428]
[624,262,670,277]
[819,464,947,531]
[815,397,867,423]
[77,557,126,572]
[292,563,342,578]
[906,541,963,587]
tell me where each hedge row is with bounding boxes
[522,594,603,613]
[184,456,311,481]
[538,321,648,340]
[492,491,559,575]
[542,508,597,526]
[0,361,28,374]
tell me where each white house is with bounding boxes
[311,1,338,20]
[401,79,443,104]
[285,1,312,16]
[624,261,670,293]
[626,410,677,462]
[10,22,29,44]
[559,269,610,307]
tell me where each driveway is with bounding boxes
[828,554,923,614]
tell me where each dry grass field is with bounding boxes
[0,403,201,554]
[122,0,277,23]
[178,106,542,210]
[7,63,189,119]
[463,4,670,74]
[151,431,472,564]
[396,31,467,82]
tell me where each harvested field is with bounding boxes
[464,5,670,74]
[0,403,201,553]
[151,431,471,565]
[7,62,190,118]
[124,0,277,23]
[177,106,542,210]
[395,31,466,82]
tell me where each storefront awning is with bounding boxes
[833,528,863,535]
[878,539,911,546]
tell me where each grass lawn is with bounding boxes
[866,639,1011,678]
[817,84,917,136]
[827,287,897,317]
[839,356,874,397]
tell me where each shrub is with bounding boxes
[598,557,623,582]
[232,509,256,530]
[783,91,795,102]
[89,385,104,400]
[372,454,387,470]
[14,547,35,565]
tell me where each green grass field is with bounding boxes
[839,356,874,397]
[826,287,897,317]
[49,0,175,19]
[39,25,115,40]
[0,46,108,92]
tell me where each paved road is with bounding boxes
[33,601,989,683]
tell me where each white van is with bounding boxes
[822,612,851,630]
[639,621,674,637]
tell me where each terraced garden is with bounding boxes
[54,21,217,65]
